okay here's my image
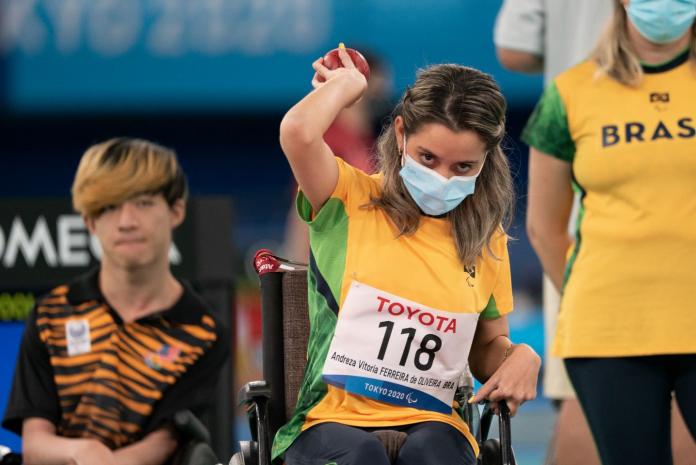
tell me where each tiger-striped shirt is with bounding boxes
[2,268,228,449]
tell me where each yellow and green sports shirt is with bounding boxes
[272,157,513,461]
[522,51,696,358]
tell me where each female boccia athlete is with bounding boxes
[274,46,541,465]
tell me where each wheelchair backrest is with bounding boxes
[279,270,310,419]
[258,269,309,435]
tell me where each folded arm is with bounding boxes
[21,418,177,465]
[22,418,117,465]
[113,427,178,465]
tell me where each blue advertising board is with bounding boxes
[0,323,23,451]
[1,0,541,113]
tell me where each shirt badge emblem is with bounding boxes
[145,344,181,370]
[66,319,91,356]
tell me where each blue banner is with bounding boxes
[0,322,24,451]
[323,374,452,414]
[0,0,542,113]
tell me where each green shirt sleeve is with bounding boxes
[521,81,576,162]
[296,157,352,233]
[480,295,502,320]
[296,192,348,233]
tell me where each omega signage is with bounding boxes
[0,198,195,292]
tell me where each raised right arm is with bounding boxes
[279,47,367,212]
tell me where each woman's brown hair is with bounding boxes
[369,64,514,267]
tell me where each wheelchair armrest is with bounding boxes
[237,381,273,465]
[498,402,513,465]
[170,411,220,465]
[479,401,514,465]
[238,381,271,408]
[173,410,212,445]
[172,441,219,465]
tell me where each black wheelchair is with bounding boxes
[230,251,516,465]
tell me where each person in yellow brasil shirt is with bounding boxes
[525,1,696,464]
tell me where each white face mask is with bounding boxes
[398,134,484,216]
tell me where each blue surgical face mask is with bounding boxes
[398,134,484,216]
[627,0,696,44]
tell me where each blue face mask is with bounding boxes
[627,0,696,44]
[398,135,484,216]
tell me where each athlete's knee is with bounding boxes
[404,422,452,448]
[351,433,390,462]
[397,423,474,465]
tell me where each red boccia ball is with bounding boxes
[318,47,370,82]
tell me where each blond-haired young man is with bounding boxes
[3,138,228,465]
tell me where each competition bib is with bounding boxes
[322,281,479,414]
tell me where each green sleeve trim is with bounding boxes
[562,179,587,290]
[296,193,348,233]
[521,82,576,162]
[480,295,501,320]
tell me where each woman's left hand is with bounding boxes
[469,344,541,416]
